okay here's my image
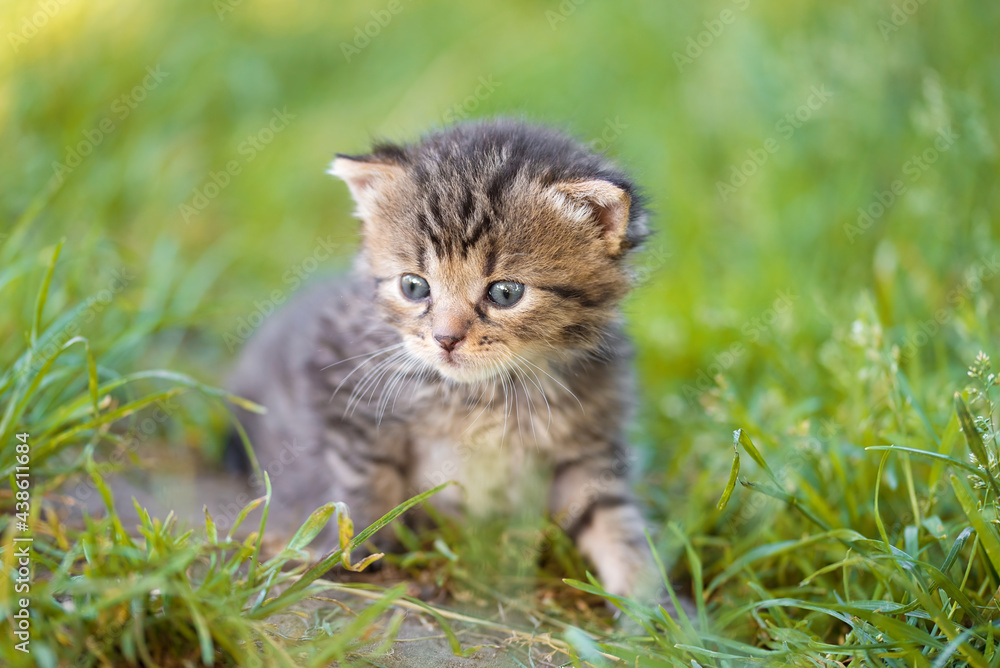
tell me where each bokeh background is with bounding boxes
[2,0,1000,659]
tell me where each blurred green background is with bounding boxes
[3,0,1000,617]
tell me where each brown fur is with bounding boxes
[227,120,656,596]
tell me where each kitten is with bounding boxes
[226,119,655,597]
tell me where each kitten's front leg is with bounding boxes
[549,444,655,598]
[318,419,409,554]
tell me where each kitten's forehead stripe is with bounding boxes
[485,165,512,211]
[417,210,445,258]
[460,188,475,222]
[425,193,451,258]
[483,247,497,277]
[459,211,490,258]
[427,192,443,228]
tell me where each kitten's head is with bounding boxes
[330,119,649,383]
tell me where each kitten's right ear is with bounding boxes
[327,155,404,218]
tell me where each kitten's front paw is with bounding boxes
[591,548,698,627]
[592,544,655,599]
[575,503,657,599]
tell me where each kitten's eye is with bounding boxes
[486,281,525,307]
[400,274,430,301]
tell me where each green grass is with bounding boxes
[2,0,1000,665]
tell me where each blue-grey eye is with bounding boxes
[400,274,430,301]
[487,281,525,307]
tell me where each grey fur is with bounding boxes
[227,119,656,596]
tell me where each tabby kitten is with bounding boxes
[227,119,654,596]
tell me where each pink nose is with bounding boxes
[434,333,464,352]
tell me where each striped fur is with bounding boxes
[227,119,656,596]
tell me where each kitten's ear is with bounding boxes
[328,155,404,218]
[551,179,639,256]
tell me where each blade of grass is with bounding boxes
[717,445,740,511]
[867,445,1000,499]
[31,239,64,347]
[951,474,1000,577]
[707,529,864,595]
[646,529,696,639]
[956,392,992,471]
[668,522,707,630]
[251,483,450,619]
[734,428,782,488]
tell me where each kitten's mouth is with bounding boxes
[436,354,471,377]
[432,353,496,383]
[404,340,498,383]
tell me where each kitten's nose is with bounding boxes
[433,332,465,352]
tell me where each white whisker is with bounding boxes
[328,343,405,404]
[518,355,583,410]
[378,356,421,423]
[512,353,552,432]
[462,376,495,435]
[320,342,404,371]
[345,349,408,416]
[510,360,542,445]
[356,351,407,415]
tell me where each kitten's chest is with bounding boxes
[414,378,574,451]
[406,379,574,513]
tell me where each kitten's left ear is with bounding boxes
[328,154,405,219]
[551,179,643,256]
